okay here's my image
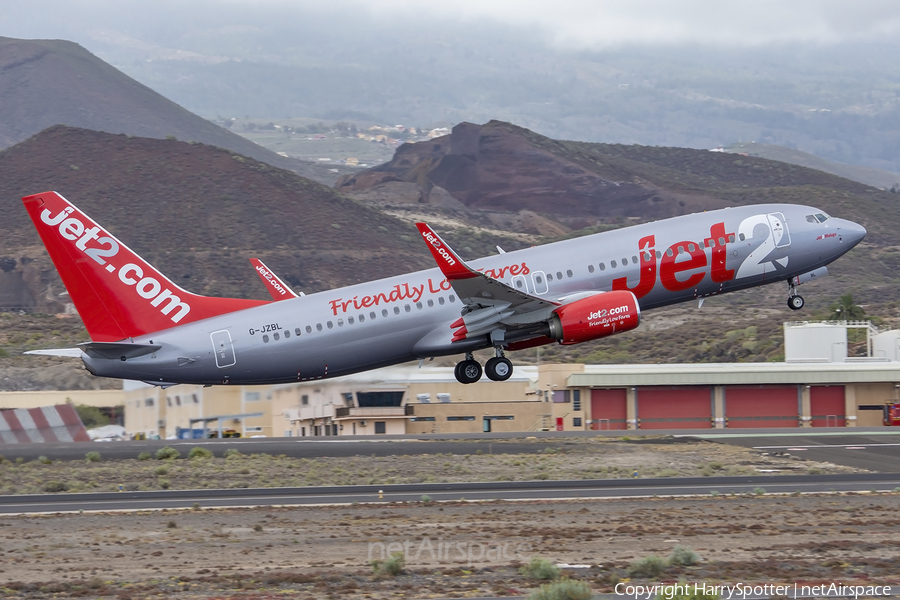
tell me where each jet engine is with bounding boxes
[546,290,640,345]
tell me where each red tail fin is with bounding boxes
[23,191,269,342]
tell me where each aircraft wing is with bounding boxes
[416,223,559,342]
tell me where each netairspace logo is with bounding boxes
[368,537,532,567]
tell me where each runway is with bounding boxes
[693,430,900,472]
[2,471,899,515]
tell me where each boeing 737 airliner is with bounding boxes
[23,191,865,385]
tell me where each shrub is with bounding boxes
[519,557,560,580]
[167,520,177,529]
[155,446,180,460]
[38,455,51,465]
[188,447,214,460]
[42,481,69,493]
[158,479,170,489]
[628,555,666,578]
[420,495,432,503]
[253,524,264,532]
[370,552,405,577]
[138,452,152,461]
[223,448,243,459]
[753,487,766,496]
[668,545,699,566]
[529,578,593,600]
[85,451,101,463]
[155,466,168,476]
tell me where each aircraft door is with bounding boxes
[210,330,236,368]
[768,212,791,248]
[531,271,549,295]
[510,275,529,293]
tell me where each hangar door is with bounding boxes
[590,389,627,430]
[725,385,798,428]
[810,386,845,427]
[637,386,712,430]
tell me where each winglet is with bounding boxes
[250,258,301,300]
[415,223,479,281]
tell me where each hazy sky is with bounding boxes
[4,0,900,49]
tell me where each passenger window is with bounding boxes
[427,299,434,307]
[359,314,365,322]
[656,251,662,259]
[263,334,269,343]
[719,237,725,245]
[327,321,333,329]
[438,297,445,305]
[295,328,302,336]
[643,252,652,261]
[337,318,343,327]
[306,325,313,333]
[284,330,290,339]
[633,255,638,263]
[547,273,553,281]
[666,248,674,257]
[516,279,524,288]
[449,295,456,302]
[598,263,605,271]
[273,332,280,341]
[566,269,573,277]
[348,317,354,324]
[536,274,545,282]
[688,243,695,252]
[315,323,322,332]
[677,246,684,254]
[556,271,563,279]
[611,260,617,268]
[588,265,594,273]
[621,257,628,266]
[416,302,422,310]
[739,233,746,241]
[382,309,388,317]
[728,234,735,243]
[370,312,376,320]
[394,306,400,315]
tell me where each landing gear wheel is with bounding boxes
[788,295,804,311]
[485,356,513,382]
[454,359,483,384]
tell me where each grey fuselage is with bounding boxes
[83,204,866,385]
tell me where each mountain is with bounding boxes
[0,125,431,315]
[338,121,899,244]
[0,37,352,184]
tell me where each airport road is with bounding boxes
[1,472,899,515]
[692,430,900,472]
[4,428,900,471]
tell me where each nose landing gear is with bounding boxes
[787,281,804,311]
[453,349,514,384]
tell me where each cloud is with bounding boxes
[356,0,900,47]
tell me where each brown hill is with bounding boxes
[0,37,350,184]
[0,126,431,314]
[337,121,899,245]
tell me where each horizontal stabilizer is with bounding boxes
[23,348,83,358]
[78,342,161,360]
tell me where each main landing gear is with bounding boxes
[454,350,513,384]
[787,280,804,311]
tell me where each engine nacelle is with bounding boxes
[547,290,640,345]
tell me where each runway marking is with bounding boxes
[754,442,900,450]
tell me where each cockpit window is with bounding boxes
[807,213,830,223]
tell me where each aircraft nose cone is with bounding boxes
[843,220,867,245]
